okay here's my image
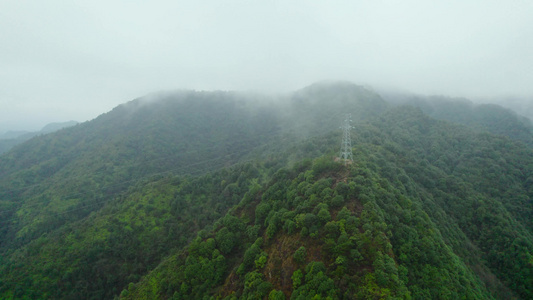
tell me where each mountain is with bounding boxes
[122,107,532,300]
[380,93,533,147]
[0,120,78,154]
[481,96,533,122]
[0,82,531,299]
[40,121,79,134]
[0,131,31,140]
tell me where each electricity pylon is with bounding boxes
[340,114,354,165]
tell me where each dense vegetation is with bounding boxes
[0,121,78,154]
[0,82,531,299]
[386,95,533,146]
[122,107,532,299]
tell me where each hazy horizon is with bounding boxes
[2,1,532,132]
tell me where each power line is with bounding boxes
[0,111,349,200]
[0,128,310,222]
[0,152,251,225]
[0,144,253,216]
[0,126,283,196]
[340,114,354,165]
[0,112,355,223]
[0,156,254,225]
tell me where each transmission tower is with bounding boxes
[340,114,354,165]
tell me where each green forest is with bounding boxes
[0,82,531,299]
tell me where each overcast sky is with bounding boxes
[1,1,532,132]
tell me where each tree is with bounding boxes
[215,227,235,255]
[293,246,307,264]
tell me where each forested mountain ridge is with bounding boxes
[0,91,280,252]
[0,121,78,155]
[122,107,533,299]
[382,94,533,146]
[0,82,532,299]
[0,82,387,298]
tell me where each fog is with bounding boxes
[1,1,532,132]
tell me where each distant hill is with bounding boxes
[0,120,78,154]
[380,93,533,147]
[482,96,533,122]
[0,130,31,140]
[0,82,531,299]
[40,120,79,134]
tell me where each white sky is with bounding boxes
[1,0,532,131]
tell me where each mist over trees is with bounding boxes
[0,82,531,299]
[2,2,532,298]
[0,121,78,155]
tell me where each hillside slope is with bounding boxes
[0,83,389,299]
[123,107,532,299]
[383,94,533,147]
[0,91,282,251]
[0,121,78,155]
[0,83,531,299]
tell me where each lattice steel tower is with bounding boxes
[340,114,354,165]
